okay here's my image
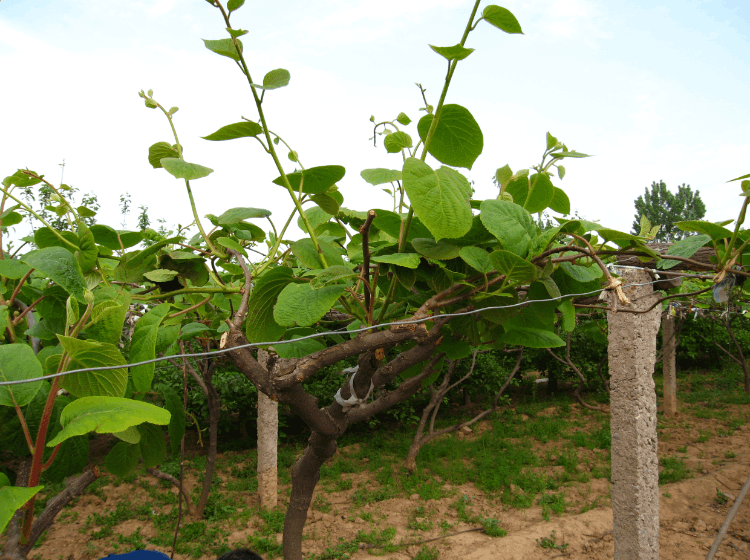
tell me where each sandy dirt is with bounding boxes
[13,405,750,560]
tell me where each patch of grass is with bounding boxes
[116,527,147,551]
[727,417,746,431]
[591,464,611,480]
[314,495,332,513]
[245,536,284,559]
[258,507,286,534]
[451,495,481,524]
[568,421,611,450]
[676,444,688,453]
[536,530,568,552]
[539,492,568,521]
[414,545,440,560]
[580,496,601,513]
[714,488,729,505]
[356,526,397,552]
[555,447,580,474]
[481,517,507,537]
[307,538,358,560]
[85,500,135,539]
[725,451,737,459]
[408,506,434,531]
[351,484,398,506]
[659,456,691,485]
[333,478,353,492]
[400,471,448,501]
[438,519,454,534]
[203,493,236,521]
[695,429,712,443]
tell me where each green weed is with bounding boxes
[414,545,440,560]
[714,488,729,505]
[481,517,507,537]
[695,429,712,443]
[659,456,691,485]
[536,530,568,552]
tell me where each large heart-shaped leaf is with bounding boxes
[360,168,402,185]
[272,165,345,195]
[245,267,295,344]
[274,283,346,327]
[489,250,537,286]
[148,142,179,168]
[384,131,413,153]
[0,344,43,407]
[657,234,711,270]
[676,221,733,241]
[22,247,87,301]
[57,336,128,398]
[479,199,536,257]
[459,246,493,274]
[371,253,421,269]
[0,485,44,536]
[402,158,472,241]
[47,397,170,447]
[500,327,564,348]
[417,104,483,169]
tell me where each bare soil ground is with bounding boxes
[18,399,750,560]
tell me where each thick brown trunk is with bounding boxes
[282,432,337,560]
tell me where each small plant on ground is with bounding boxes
[659,456,692,485]
[414,545,440,560]
[481,517,507,537]
[536,530,569,552]
[714,488,729,505]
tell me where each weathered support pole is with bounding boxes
[607,267,662,560]
[661,310,678,417]
[257,350,278,509]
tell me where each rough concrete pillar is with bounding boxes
[662,311,678,418]
[257,350,278,508]
[607,267,661,560]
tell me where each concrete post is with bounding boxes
[607,267,661,560]
[662,310,678,417]
[257,350,278,508]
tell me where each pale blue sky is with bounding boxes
[1,0,748,240]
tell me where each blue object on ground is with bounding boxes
[101,551,170,559]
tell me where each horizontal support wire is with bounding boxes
[0,275,709,387]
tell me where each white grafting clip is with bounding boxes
[334,366,374,412]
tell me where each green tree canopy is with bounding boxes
[632,180,706,242]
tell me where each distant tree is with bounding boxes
[632,180,706,242]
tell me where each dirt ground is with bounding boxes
[16,404,750,560]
